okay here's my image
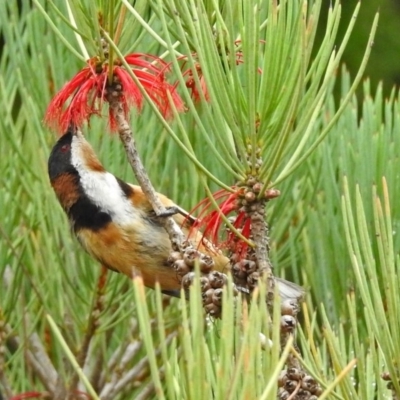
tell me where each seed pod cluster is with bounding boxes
[231,257,261,292]
[278,368,322,399]
[168,244,232,318]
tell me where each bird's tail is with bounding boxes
[275,277,305,301]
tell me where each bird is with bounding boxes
[48,126,304,301]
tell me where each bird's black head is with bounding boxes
[48,129,75,182]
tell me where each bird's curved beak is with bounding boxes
[67,123,79,137]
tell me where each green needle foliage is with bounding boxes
[2,1,400,400]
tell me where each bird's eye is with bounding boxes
[60,144,70,152]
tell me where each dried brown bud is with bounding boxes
[241,259,256,273]
[278,370,288,387]
[265,188,280,199]
[312,385,323,396]
[181,241,192,250]
[277,388,290,400]
[232,262,247,280]
[183,248,201,267]
[168,251,182,264]
[204,302,221,318]
[284,379,298,392]
[181,272,196,290]
[199,276,211,292]
[280,315,297,333]
[287,367,304,381]
[247,271,260,288]
[301,375,318,392]
[199,254,214,273]
[252,182,262,193]
[202,288,215,305]
[381,371,391,381]
[281,299,300,316]
[173,259,191,277]
[246,177,257,186]
[297,388,311,396]
[244,191,256,203]
[208,271,227,288]
[212,288,224,306]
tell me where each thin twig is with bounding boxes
[100,354,150,399]
[99,340,143,395]
[86,327,114,393]
[134,379,157,400]
[100,332,176,399]
[106,91,187,251]
[247,200,275,306]
[27,333,60,393]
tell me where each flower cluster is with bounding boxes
[189,183,280,260]
[189,187,252,258]
[45,39,261,132]
[45,54,184,132]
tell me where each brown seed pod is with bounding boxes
[280,315,297,333]
[181,272,196,290]
[199,254,214,273]
[248,252,257,262]
[252,182,262,193]
[208,271,227,288]
[167,251,182,264]
[311,385,323,396]
[246,176,257,186]
[281,299,300,317]
[204,302,221,318]
[287,367,304,381]
[278,370,288,387]
[212,288,223,307]
[277,388,290,400]
[247,271,260,288]
[199,276,211,292]
[297,388,311,397]
[241,259,256,273]
[264,188,280,199]
[284,379,298,393]
[173,259,191,277]
[230,253,240,264]
[301,375,318,392]
[181,240,194,251]
[232,263,247,280]
[381,372,391,381]
[202,288,215,305]
[183,248,201,267]
[244,191,256,203]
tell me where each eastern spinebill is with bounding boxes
[48,126,303,300]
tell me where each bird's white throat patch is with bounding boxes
[71,135,140,226]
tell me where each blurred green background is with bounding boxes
[318,0,400,97]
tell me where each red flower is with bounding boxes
[182,62,210,103]
[179,44,264,104]
[190,187,252,258]
[45,54,184,132]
